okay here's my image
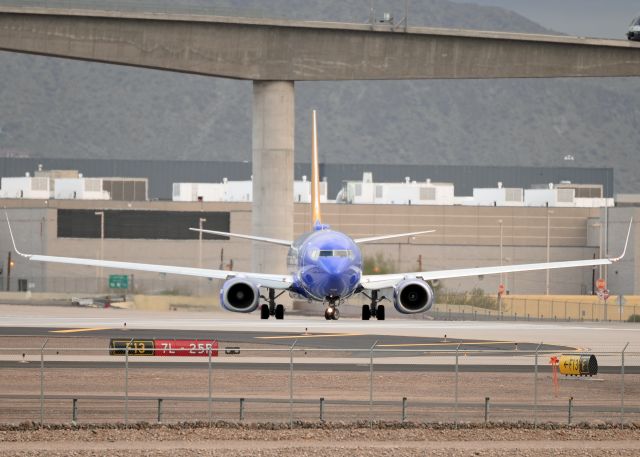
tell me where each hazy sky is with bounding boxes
[469,0,638,39]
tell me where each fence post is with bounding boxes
[534,342,542,427]
[454,343,461,426]
[289,340,297,429]
[40,338,48,426]
[484,397,490,424]
[369,340,378,428]
[239,398,245,421]
[568,397,573,425]
[319,397,325,422]
[402,397,407,422]
[208,347,212,424]
[72,398,77,424]
[621,342,629,428]
[157,399,163,423]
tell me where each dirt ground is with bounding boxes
[1,424,640,457]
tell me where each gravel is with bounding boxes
[1,422,640,456]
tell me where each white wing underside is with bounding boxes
[353,229,436,244]
[360,258,613,290]
[361,219,632,290]
[25,255,293,290]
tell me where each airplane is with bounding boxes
[5,110,633,321]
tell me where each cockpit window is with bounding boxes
[632,17,640,26]
[311,249,354,260]
[320,249,352,257]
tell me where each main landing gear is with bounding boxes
[260,289,285,320]
[362,290,386,321]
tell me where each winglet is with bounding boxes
[4,210,30,258]
[610,218,633,262]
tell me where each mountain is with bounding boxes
[0,0,639,193]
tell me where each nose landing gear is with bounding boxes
[324,297,342,320]
[324,306,340,320]
[260,289,286,320]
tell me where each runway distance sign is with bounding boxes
[109,339,154,356]
[155,339,219,357]
[109,339,219,357]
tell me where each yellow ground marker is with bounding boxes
[256,333,362,340]
[50,327,112,334]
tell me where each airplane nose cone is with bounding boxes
[324,272,347,295]
[320,260,350,294]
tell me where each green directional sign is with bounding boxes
[108,274,129,289]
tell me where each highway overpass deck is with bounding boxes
[1,5,640,80]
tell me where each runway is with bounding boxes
[0,305,638,352]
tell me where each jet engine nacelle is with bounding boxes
[220,277,260,313]
[393,278,434,314]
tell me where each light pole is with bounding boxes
[94,211,104,292]
[545,209,554,295]
[198,218,207,296]
[198,218,207,269]
[592,222,603,279]
[498,219,504,316]
[498,219,503,286]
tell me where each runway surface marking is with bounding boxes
[255,333,362,340]
[49,327,113,334]
[378,340,512,348]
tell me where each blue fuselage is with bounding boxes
[288,229,362,302]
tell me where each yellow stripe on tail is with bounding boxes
[311,110,322,228]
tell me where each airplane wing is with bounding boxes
[360,219,633,290]
[189,228,292,247]
[353,229,436,244]
[6,215,292,290]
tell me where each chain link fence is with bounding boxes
[1,340,638,426]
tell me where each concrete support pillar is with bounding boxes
[252,81,294,274]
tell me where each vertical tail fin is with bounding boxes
[311,110,322,229]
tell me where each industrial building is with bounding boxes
[0,158,614,200]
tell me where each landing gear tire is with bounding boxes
[275,304,285,320]
[376,305,385,321]
[260,304,270,320]
[325,307,340,320]
[362,305,370,320]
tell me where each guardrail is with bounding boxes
[0,343,637,426]
[3,394,639,425]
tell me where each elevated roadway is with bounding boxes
[1,6,640,273]
[1,7,640,80]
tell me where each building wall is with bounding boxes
[1,200,637,296]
